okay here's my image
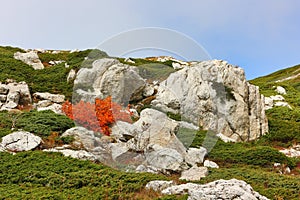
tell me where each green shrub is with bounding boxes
[14,110,74,138]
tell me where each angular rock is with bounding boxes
[67,69,76,82]
[145,144,187,172]
[204,160,219,168]
[179,166,208,181]
[109,142,130,161]
[185,147,207,166]
[111,121,139,142]
[152,60,268,142]
[75,58,146,104]
[146,180,175,192]
[161,179,269,200]
[143,84,155,97]
[62,127,101,150]
[275,86,286,95]
[127,109,186,155]
[33,92,65,103]
[274,101,292,109]
[1,131,41,152]
[14,51,44,70]
[37,103,63,114]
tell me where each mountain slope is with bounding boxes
[250,64,300,146]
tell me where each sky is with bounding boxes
[1,0,300,79]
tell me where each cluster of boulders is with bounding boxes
[146,179,269,200]
[280,144,300,158]
[264,86,292,110]
[0,80,32,111]
[32,92,65,114]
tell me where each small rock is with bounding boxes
[179,166,208,181]
[0,85,8,94]
[185,147,207,166]
[145,180,175,192]
[136,165,159,174]
[67,69,76,82]
[143,84,155,97]
[33,92,65,103]
[204,160,219,168]
[37,103,63,114]
[275,86,287,95]
[124,58,135,64]
[274,101,292,109]
[1,131,42,152]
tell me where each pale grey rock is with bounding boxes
[161,179,269,200]
[204,160,219,168]
[75,58,146,104]
[136,165,159,174]
[1,131,41,152]
[49,60,64,65]
[217,133,236,143]
[274,101,292,109]
[275,86,287,95]
[179,121,199,130]
[145,144,187,172]
[185,147,207,166]
[143,84,155,97]
[127,109,186,155]
[109,142,129,161]
[33,92,65,103]
[37,103,63,114]
[43,149,96,161]
[67,69,76,82]
[14,51,44,70]
[172,62,184,70]
[179,166,208,181]
[270,95,285,101]
[146,180,175,192]
[34,100,52,108]
[264,97,274,110]
[62,127,101,150]
[152,60,268,142]
[111,121,138,142]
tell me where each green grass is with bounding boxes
[0,151,168,200]
[0,110,74,139]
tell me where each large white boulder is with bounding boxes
[1,131,41,152]
[152,60,268,142]
[161,179,269,200]
[74,58,146,103]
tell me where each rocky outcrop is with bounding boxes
[204,160,219,168]
[1,131,41,152]
[264,95,292,110]
[74,58,146,104]
[148,179,269,200]
[145,180,175,192]
[152,60,268,142]
[0,81,32,110]
[14,51,44,70]
[279,145,300,158]
[33,92,65,114]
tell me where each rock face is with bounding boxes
[14,51,44,70]
[152,60,268,142]
[74,58,146,104]
[1,131,42,152]
[160,179,269,200]
[0,81,32,110]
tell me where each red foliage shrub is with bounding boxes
[62,96,132,136]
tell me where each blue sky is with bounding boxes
[1,0,299,79]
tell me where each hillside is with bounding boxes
[250,64,300,147]
[0,46,299,200]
